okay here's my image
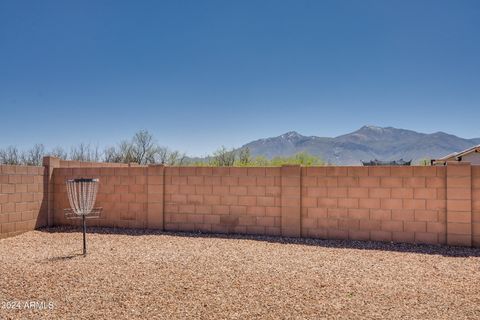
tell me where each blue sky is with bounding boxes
[0,0,479,156]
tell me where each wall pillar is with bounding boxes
[147,164,165,230]
[446,161,472,246]
[42,156,60,227]
[281,165,301,237]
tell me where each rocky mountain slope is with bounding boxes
[241,126,479,165]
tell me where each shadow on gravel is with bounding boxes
[40,252,85,263]
[38,226,480,258]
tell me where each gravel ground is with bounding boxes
[1,228,480,319]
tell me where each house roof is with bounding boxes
[432,144,480,164]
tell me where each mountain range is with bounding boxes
[240,126,480,165]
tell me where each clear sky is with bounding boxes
[1,0,479,156]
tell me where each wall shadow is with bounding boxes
[38,226,480,258]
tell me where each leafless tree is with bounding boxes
[70,143,101,162]
[156,147,187,165]
[0,146,21,165]
[49,146,68,159]
[22,144,46,166]
[210,146,236,166]
[104,140,136,163]
[130,130,158,164]
[238,147,251,166]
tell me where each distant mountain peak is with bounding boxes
[280,131,303,139]
[361,125,384,131]
[241,125,478,165]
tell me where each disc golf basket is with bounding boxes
[64,178,102,256]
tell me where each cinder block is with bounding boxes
[348,230,370,241]
[427,222,446,233]
[248,167,266,176]
[178,167,196,176]
[348,187,369,198]
[370,230,392,242]
[348,208,369,219]
[317,177,338,187]
[196,167,213,176]
[238,196,256,206]
[368,167,391,177]
[247,206,265,216]
[338,219,359,230]
[327,208,348,218]
[447,211,472,224]
[338,198,359,209]
[381,220,404,232]
[392,231,415,243]
[414,188,438,200]
[390,167,413,177]
[380,177,403,188]
[448,222,471,235]
[404,221,426,233]
[238,176,256,186]
[337,177,359,187]
[391,209,414,221]
[306,167,327,176]
[265,206,281,216]
[229,186,248,195]
[413,167,437,177]
[403,199,426,210]
[426,177,445,188]
[327,167,348,177]
[221,195,238,206]
[359,177,380,187]
[359,198,381,209]
[446,177,470,188]
[248,186,266,196]
[359,219,381,231]
[369,188,391,199]
[257,176,275,186]
[327,229,348,240]
[447,234,471,246]
[317,198,338,208]
[370,209,391,221]
[256,216,275,227]
[302,176,317,186]
[328,187,348,198]
[204,176,221,185]
[414,210,438,222]
[447,162,471,177]
[195,185,213,195]
[447,199,471,212]
[446,187,471,200]
[415,232,438,244]
[403,177,426,188]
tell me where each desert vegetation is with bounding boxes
[0,130,324,167]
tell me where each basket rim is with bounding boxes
[67,178,99,183]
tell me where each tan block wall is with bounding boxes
[472,166,480,246]
[4,157,478,247]
[163,167,282,235]
[301,166,447,244]
[0,165,46,238]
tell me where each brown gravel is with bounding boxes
[1,228,480,319]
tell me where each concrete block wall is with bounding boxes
[471,165,480,246]
[0,165,46,238]
[3,156,480,247]
[163,166,283,235]
[300,166,447,244]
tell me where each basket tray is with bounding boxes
[64,208,103,220]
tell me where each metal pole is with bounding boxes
[82,214,87,256]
